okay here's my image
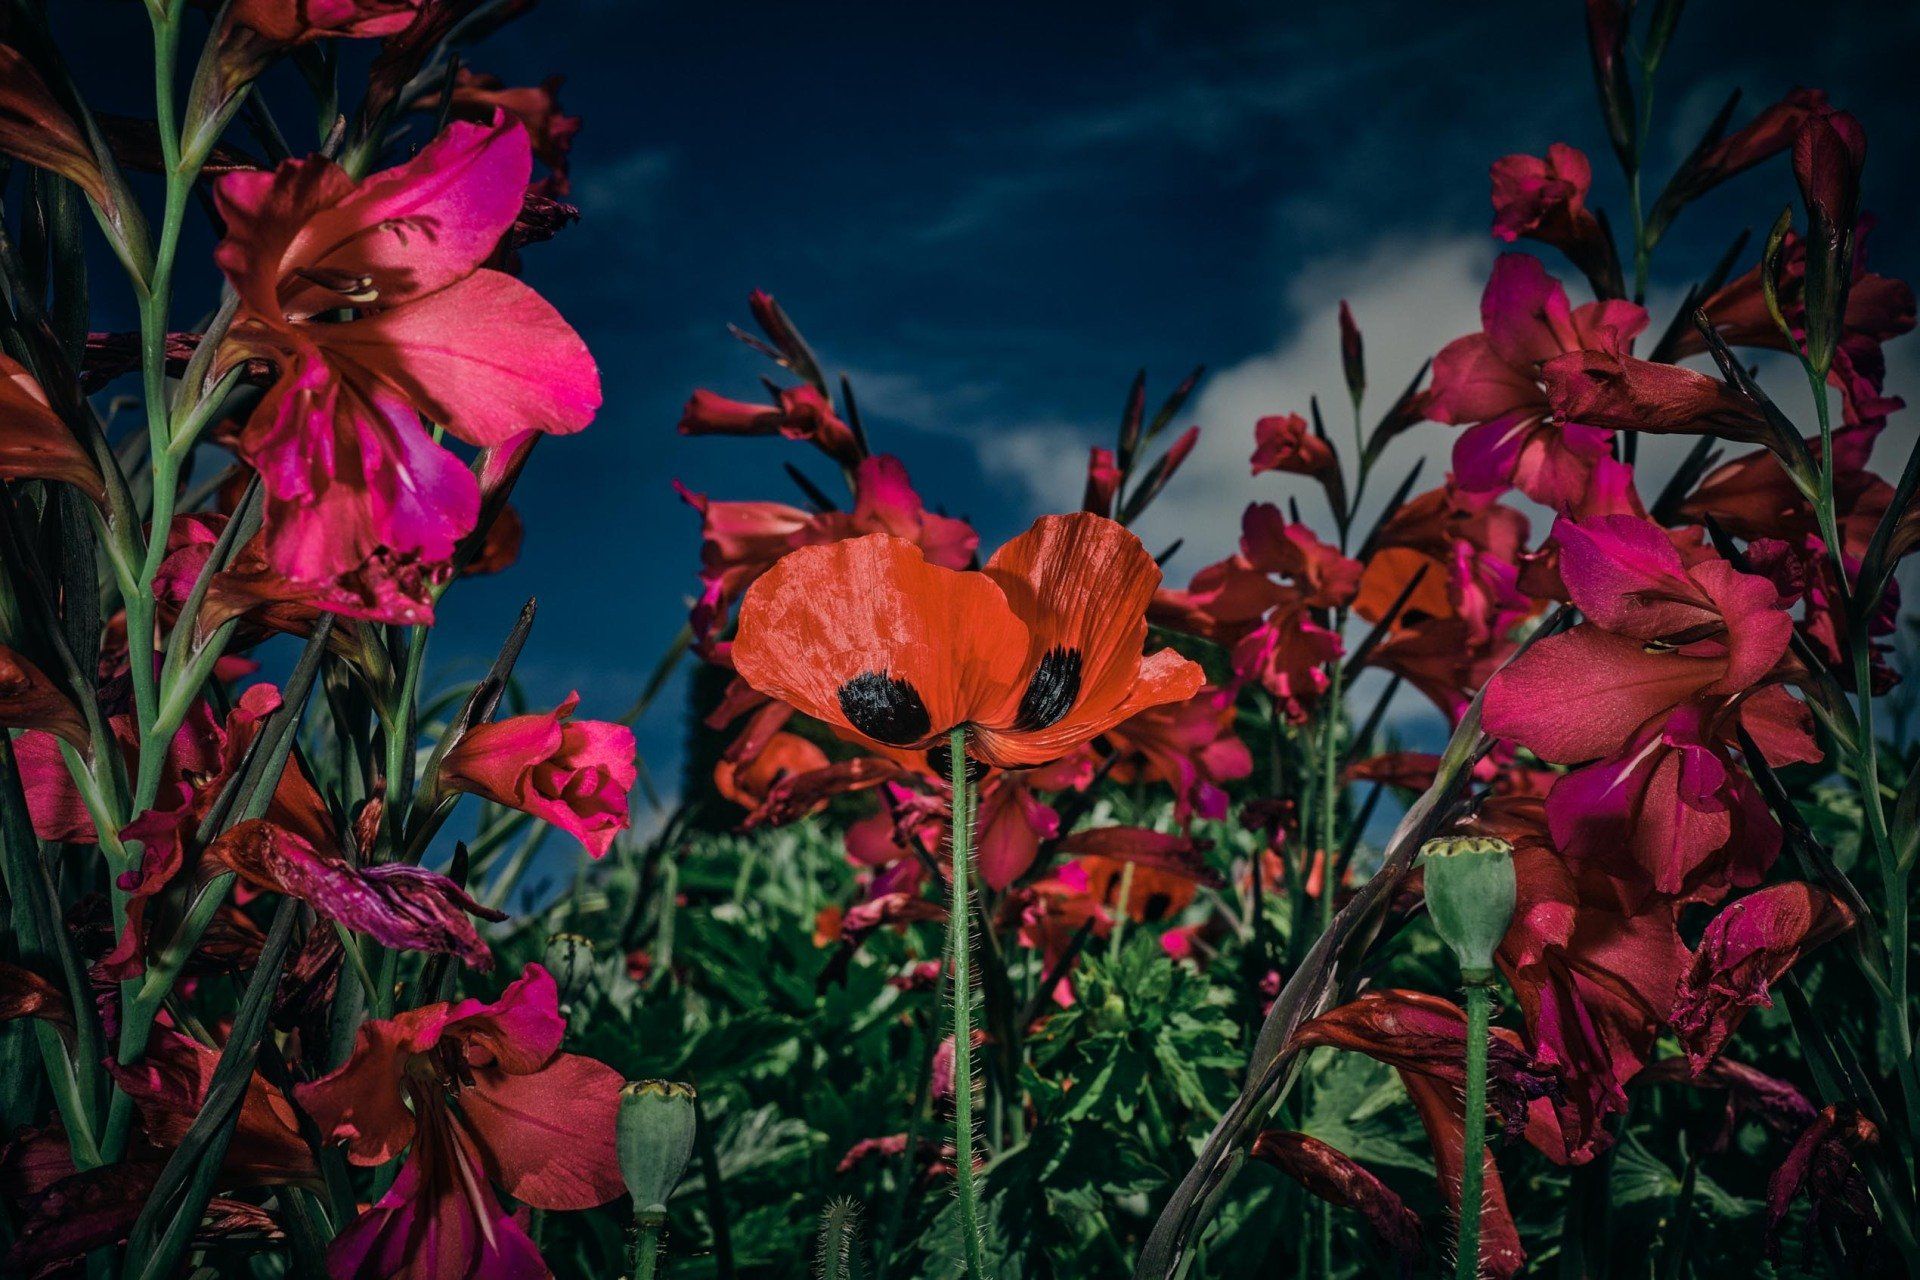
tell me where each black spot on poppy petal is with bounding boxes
[1013,646,1082,732]
[838,671,933,745]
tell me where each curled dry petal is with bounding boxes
[207,818,502,968]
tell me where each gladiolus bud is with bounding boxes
[618,1080,698,1217]
[544,932,596,1007]
[1419,835,1516,981]
[1792,107,1867,378]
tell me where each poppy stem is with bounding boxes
[629,1214,664,1280]
[1455,977,1493,1280]
[946,727,989,1276]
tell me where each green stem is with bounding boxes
[1456,979,1493,1280]
[630,1215,663,1280]
[1807,370,1920,1147]
[946,727,988,1276]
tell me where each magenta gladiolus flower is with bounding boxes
[1248,412,1337,480]
[1423,254,1647,512]
[677,384,861,465]
[1487,515,1816,902]
[677,454,978,656]
[1153,505,1361,722]
[439,693,636,857]
[298,966,625,1280]
[1490,143,1618,294]
[213,115,600,595]
[1484,514,1796,764]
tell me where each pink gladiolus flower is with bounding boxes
[1153,505,1360,722]
[975,771,1062,891]
[1484,514,1795,765]
[678,384,861,465]
[227,0,421,45]
[1544,692,1810,905]
[677,454,977,655]
[1671,883,1854,1071]
[439,693,636,857]
[298,965,625,1280]
[213,116,600,595]
[1248,412,1337,480]
[1490,144,1618,295]
[1423,254,1647,511]
[1103,685,1253,822]
[1679,226,1914,443]
[1539,347,1773,444]
[1354,481,1541,720]
[423,70,580,196]
[1490,815,1689,1162]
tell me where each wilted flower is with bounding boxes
[206,818,503,968]
[1250,1131,1421,1262]
[1671,882,1854,1070]
[0,646,87,750]
[0,353,103,503]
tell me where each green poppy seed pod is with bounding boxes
[618,1080,698,1216]
[543,932,596,1008]
[1419,836,1516,983]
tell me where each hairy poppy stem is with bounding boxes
[629,1215,664,1280]
[946,727,988,1275]
[1455,978,1493,1280]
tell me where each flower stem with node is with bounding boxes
[947,726,988,1276]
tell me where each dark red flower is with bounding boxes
[1250,1131,1421,1262]
[1671,882,1854,1070]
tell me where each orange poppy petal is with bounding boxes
[732,534,1030,752]
[973,647,1203,767]
[979,513,1162,732]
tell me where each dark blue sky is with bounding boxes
[61,1,1920,828]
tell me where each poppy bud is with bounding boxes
[1419,836,1516,982]
[618,1080,698,1218]
[544,932,596,1008]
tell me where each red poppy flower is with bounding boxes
[732,512,1203,767]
